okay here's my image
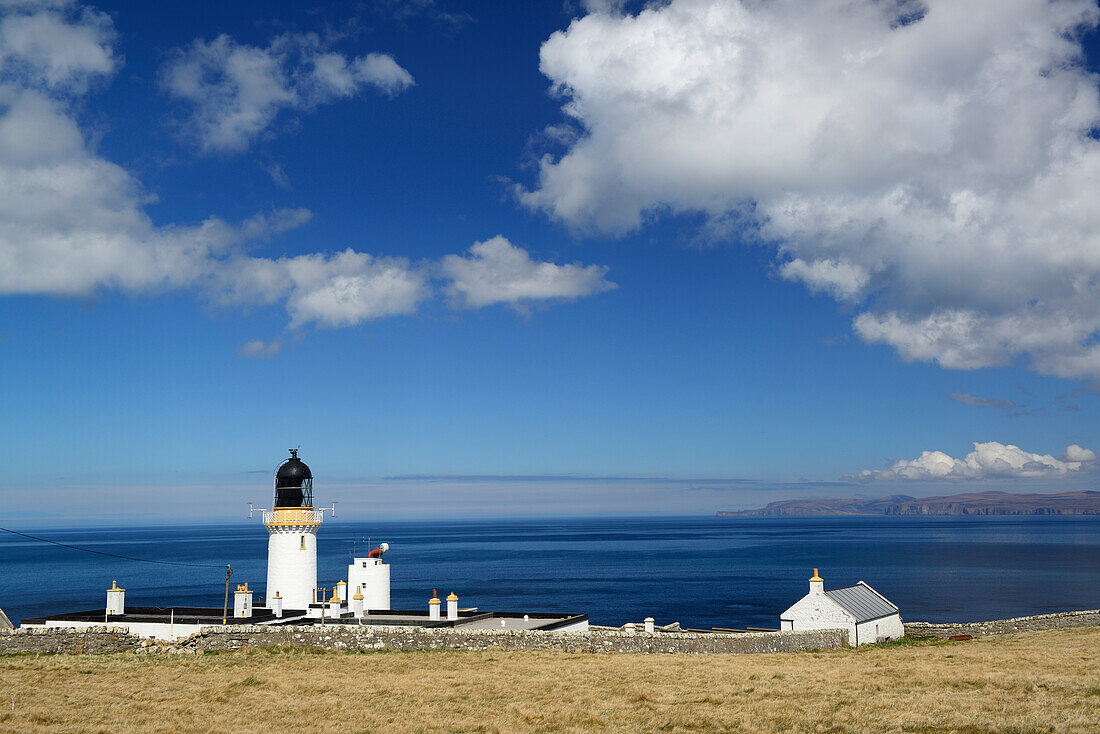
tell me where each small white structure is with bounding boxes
[350,586,365,618]
[347,543,390,611]
[270,592,283,618]
[446,592,459,621]
[106,580,125,616]
[779,569,904,646]
[233,583,253,618]
[429,590,441,621]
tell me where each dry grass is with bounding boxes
[1,627,1098,733]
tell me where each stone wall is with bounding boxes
[0,626,143,654]
[905,609,1100,638]
[182,625,846,655]
[1,624,846,656]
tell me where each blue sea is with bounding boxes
[2,516,1099,629]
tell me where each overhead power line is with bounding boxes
[0,526,227,569]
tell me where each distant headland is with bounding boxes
[719,490,1100,517]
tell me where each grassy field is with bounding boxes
[1,627,1098,733]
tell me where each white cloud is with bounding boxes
[0,1,113,90]
[237,338,281,359]
[0,84,314,297]
[851,441,1097,481]
[219,249,428,329]
[348,54,415,96]
[0,2,425,331]
[0,2,613,338]
[440,235,616,308]
[780,258,869,302]
[1062,444,1096,463]
[578,0,626,13]
[521,0,1100,381]
[160,33,414,154]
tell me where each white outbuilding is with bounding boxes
[779,569,904,646]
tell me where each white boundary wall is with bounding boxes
[37,620,205,642]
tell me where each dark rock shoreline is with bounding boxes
[720,490,1100,517]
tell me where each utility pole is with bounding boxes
[222,564,231,625]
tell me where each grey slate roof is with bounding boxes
[825,582,898,623]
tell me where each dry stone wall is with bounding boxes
[1,624,845,656]
[183,625,846,655]
[0,626,142,654]
[905,609,1100,638]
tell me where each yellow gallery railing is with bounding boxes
[263,508,323,527]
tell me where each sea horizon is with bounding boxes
[4,515,1098,631]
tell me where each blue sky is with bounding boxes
[3,0,1100,525]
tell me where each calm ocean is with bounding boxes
[2,515,1098,629]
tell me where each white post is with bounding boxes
[351,586,365,619]
[623,622,636,635]
[327,590,341,617]
[270,592,283,618]
[446,592,459,621]
[644,617,655,634]
[335,580,347,603]
[429,590,441,621]
[234,583,253,618]
[106,580,125,616]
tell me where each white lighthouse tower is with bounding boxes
[252,450,335,611]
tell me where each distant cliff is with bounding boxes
[718,490,1100,517]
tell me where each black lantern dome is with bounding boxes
[274,449,313,508]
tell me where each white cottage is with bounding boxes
[779,569,904,646]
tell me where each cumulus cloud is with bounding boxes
[218,249,428,328]
[0,2,113,91]
[440,235,616,308]
[780,258,869,302]
[160,33,414,153]
[0,2,614,338]
[521,0,1100,381]
[948,392,1014,410]
[1062,444,1096,463]
[850,441,1097,481]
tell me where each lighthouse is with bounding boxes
[255,450,335,610]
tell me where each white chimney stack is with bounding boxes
[234,583,253,618]
[446,592,459,621]
[644,617,655,634]
[429,590,441,621]
[351,586,365,618]
[335,580,346,603]
[623,622,636,635]
[270,591,283,618]
[106,580,125,616]
[327,590,341,616]
[809,568,824,594]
